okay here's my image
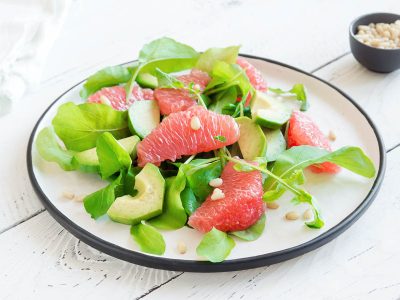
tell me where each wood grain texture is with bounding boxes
[0,212,180,299]
[131,148,400,300]
[316,54,400,149]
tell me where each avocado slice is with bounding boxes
[107,163,165,225]
[264,128,286,162]
[251,91,292,129]
[236,116,267,160]
[136,73,158,89]
[128,100,160,138]
[72,135,140,173]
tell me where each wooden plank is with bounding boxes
[0,211,180,299]
[132,147,400,300]
[315,54,400,149]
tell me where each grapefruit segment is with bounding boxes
[154,69,211,115]
[87,84,154,111]
[236,57,267,92]
[188,161,265,233]
[287,111,340,174]
[137,106,240,167]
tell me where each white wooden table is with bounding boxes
[1,1,400,299]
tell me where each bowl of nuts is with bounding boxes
[350,13,400,73]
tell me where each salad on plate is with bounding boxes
[36,37,376,263]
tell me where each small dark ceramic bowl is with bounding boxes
[349,12,400,73]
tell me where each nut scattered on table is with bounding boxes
[73,195,84,202]
[62,191,75,200]
[267,202,279,209]
[328,130,336,141]
[285,211,299,221]
[355,20,400,49]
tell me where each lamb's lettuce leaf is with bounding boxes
[196,45,240,73]
[196,228,235,263]
[52,102,130,152]
[96,132,132,179]
[80,66,132,99]
[130,222,166,255]
[230,214,266,241]
[269,84,308,111]
[35,126,76,171]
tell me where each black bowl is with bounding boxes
[349,12,400,73]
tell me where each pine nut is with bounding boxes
[328,130,337,141]
[190,116,201,130]
[285,211,299,221]
[209,178,223,187]
[266,202,279,209]
[73,195,84,202]
[211,188,225,200]
[355,20,400,49]
[177,241,187,254]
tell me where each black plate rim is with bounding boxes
[26,54,386,272]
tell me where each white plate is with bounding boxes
[27,55,385,272]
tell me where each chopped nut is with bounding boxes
[211,188,225,200]
[266,202,279,209]
[62,191,75,200]
[190,116,201,130]
[355,20,400,49]
[209,178,223,187]
[328,130,336,142]
[303,209,313,220]
[285,211,299,221]
[177,241,187,254]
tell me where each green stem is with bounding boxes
[184,154,196,164]
[223,156,301,196]
[204,82,238,95]
[125,65,142,103]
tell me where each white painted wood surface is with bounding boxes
[1,0,400,299]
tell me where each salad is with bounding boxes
[36,37,376,263]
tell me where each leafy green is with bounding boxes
[205,61,252,98]
[83,171,124,219]
[126,37,199,100]
[35,126,76,171]
[264,146,376,190]
[52,102,130,151]
[209,86,238,114]
[184,160,222,201]
[196,45,240,73]
[230,214,266,241]
[154,68,185,89]
[214,135,226,142]
[148,175,187,230]
[130,222,166,255]
[80,66,131,99]
[96,132,132,179]
[196,228,236,262]
[180,185,201,215]
[269,84,308,111]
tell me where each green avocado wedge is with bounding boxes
[136,73,158,89]
[72,135,139,173]
[128,100,160,138]
[236,116,267,160]
[264,129,287,162]
[251,91,292,129]
[107,163,165,225]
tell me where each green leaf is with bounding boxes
[263,170,305,202]
[83,171,124,219]
[52,102,130,151]
[230,214,266,241]
[214,135,226,142]
[196,45,240,72]
[196,228,236,262]
[205,61,253,98]
[80,66,131,99]
[130,222,166,255]
[148,175,187,230]
[292,192,324,229]
[138,37,199,63]
[96,132,132,179]
[269,84,308,111]
[264,146,376,190]
[154,68,185,89]
[126,37,199,100]
[184,160,222,201]
[35,127,76,171]
[209,86,238,114]
[180,185,201,215]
